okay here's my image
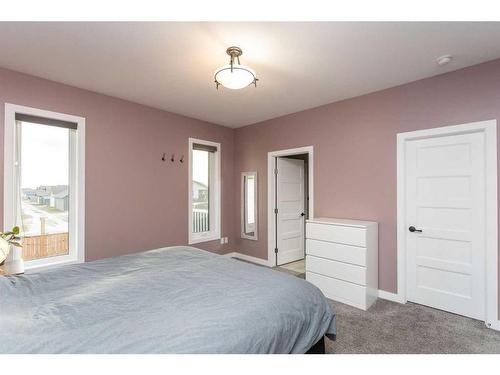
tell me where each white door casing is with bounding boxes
[406,132,485,319]
[397,120,498,330]
[276,157,305,265]
[267,146,314,268]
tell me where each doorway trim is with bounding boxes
[396,120,498,330]
[267,146,314,268]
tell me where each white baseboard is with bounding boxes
[224,252,273,267]
[378,289,405,304]
[486,319,500,331]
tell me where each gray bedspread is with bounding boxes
[0,246,336,353]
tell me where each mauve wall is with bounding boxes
[1,59,499,313]
[0,68,235,261]
[233,59,500,299]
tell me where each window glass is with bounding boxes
[192,149,210,233]
[245,175,255,232]
[19,121,70,261]
[241,172,257,240]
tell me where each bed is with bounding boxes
[0,246,336,354]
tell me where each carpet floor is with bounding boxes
[326,298,500,354]
[239,257,500,353]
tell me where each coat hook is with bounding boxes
[161,153,166,161]
[180,155,184,163]
[171,154,175,162]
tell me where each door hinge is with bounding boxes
[274,247,278,254]
[274,208,278,214]
[274,168,278,175]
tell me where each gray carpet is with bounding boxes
[327,299,500,354]
[236,257,500,353]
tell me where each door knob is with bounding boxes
[408,226,422,233]
[300,212,305,217]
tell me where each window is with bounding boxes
[245,175,255,230]
[241,171,258,240]
[4,104,85,270]
[188,138,220,244]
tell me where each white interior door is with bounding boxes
[406,132,485,320]
[276,157,305,265]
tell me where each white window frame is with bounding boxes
[241,171,258,240]
[188,138,221,244]
[4,103,85,271]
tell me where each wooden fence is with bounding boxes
[21,233,69,261]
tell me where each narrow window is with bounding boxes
[189,138,220,244]
[245,174,255,233]
[4,105,85,269]
[241,171,258,240]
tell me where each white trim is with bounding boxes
[488,319,500,331]
[3,106,16,233]
[241,171,258,241]
[224,252,272,267]
[397,120,498,330]
[3,103,86,270]
[378,289,405,304]
[188,138,221,245]
[267,146,314,268]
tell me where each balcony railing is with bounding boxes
[193,210,209,233]
[21,232,69,261]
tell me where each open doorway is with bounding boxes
[267,146,313,272]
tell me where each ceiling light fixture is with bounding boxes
[214,46,258,90]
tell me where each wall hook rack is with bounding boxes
[161,153,181,162]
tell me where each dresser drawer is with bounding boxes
[306,271,368,309]
[306,239,366,266]
[306,255,366,285]
[306,222,366,247]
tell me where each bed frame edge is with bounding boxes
[304,336,325,354]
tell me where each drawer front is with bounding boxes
[306,272,367,310]
[306,223,366,247]
[306,239,366,266]
[306,255,366,285]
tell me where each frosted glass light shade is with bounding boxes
[214,65,256,90]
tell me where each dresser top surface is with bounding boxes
[307,217,378,228]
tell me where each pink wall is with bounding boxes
[233,59,500,300]
[0,68,235,261]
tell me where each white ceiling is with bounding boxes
[0,22,500,128]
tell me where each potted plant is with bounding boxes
[0,226,24,274]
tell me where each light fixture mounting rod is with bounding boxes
[226,46,243,58]
[226,46,242,71]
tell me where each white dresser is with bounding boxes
[305,217,378,310]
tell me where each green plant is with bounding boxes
[0,226,22,247]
